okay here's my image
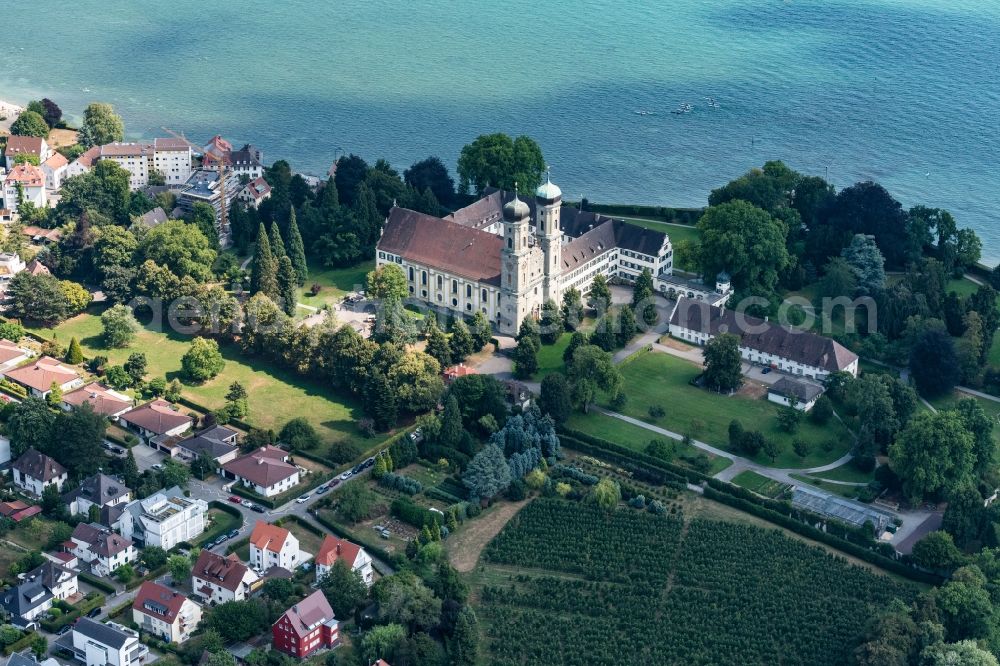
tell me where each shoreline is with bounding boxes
[0,99,24,134]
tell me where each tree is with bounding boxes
[373,571,442,632]
[566,345,623,413]
[404,156,455,205]
[449,605,479,666]
[279,417,321,450]
[387,351,445,414]
[561,287,584,330]
[589,478,621,509]
[366,263,408,302]
[53,402,106,477]
[249,223,277,297]
[139,220,217,282]
[203,600,271,642]
[0,321,25,343]
[587,274,612,313]
[276,255,297,316]
[809,396,834,425]
[539,372,572,424]
[463,444,511,499]
[470,310,492,350]
[942,484,985,549]
[38,98,62,127]
[285,208,308,285]
[617,305,637,346]
[336,482,379,524]
[65,337,84,364]
[909,329,961,398]
[425,321,453,367]
[889,411,975,503]
[46,382,63,408]
[114,564,135,583]
[826,181,911,268]
[188,202,220,248]
[11,110,48,137]
[632,268,658,326]
[702,333,742,393]
[777,406,802,433]
[456,133,545,195]
[60,280,93,314]
[698,200,790,294]
[181,337,225,382]
[512,334,539,379]
[359,624,406,664]
[590,315,617,352]
[539,300,563,344]
[78,102,124,148]
[563,330,589,363]
[7,272,71,326]
[841,233,886,296]
[7,399,54,458]
[140,546,168,570]
[954,398,995,474]
[366,371,398,430]
[740,431,765,456]
[762,438,781,462]
[449,320,476,362]
[320,559,367,618]
[919,640,998,666]
[122,449,140,488]
[933,575,994,643]
[124,352,147,386]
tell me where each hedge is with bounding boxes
[311,511,403,569]
[79,571,117,594]
[40,592,105,633]
[2,631,38,656]
[580,202,704,225]
[390,497,439,529]
[702,486,941,584]
[274,515,323,537]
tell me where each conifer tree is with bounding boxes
[449,319,475,363]
[618,305,638,346]
[539,300,563,344]
[277,255,298,316]
[65,337,83,364]
[286,207,308,286]
[250,223,278,298]
[426,322,453,368]
[382,450,393,472]
[366,372,398,430]
[470,310,492,350]
[269,222,286,259]
[122,449,140,488]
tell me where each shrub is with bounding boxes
[379,473,422,496]
[810,396,834,424]
[793,440,812,458]
[648,405,666,420]
[628,495,647,509]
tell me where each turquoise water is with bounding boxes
[3,0,999,260]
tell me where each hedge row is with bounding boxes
[79,571,117,594]
[557,427,702,487]
[581,202,704,225]
[311,511,403,569]
[702,486,941,584]
[390,497,439,529]
[2,631,38,656]
[40,592,105,633]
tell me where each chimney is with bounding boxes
[336,543,341,555]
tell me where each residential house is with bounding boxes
[668,298,861,380]
[5,650,61,666]
[0,338,31,374]
[249,522,301,573]
[0,577,53,625]
[131,581,202,644]
[20,226,61,246]
[0,435,9,467]
[4,355,84,398]
[69,523,136,577]
[11,448,67,497]
[228,145,264,179]
[222,446,300,498]
[64,473,132,518]
[151,138,194,185]
[176,169,242,244]
[3,136,49,170]
[65,146,99,179]
[132,207,168,230]
[41,152,68,190]
[3,164,46,214]
[94,143,150,190]
[175,425,240,465]
[23,260,49,276]
[767,377,825,412]
[191,550,259,605]
[315,536,374,587]
[61,383,133,419]
[271,590,339,659]
[118,486,207,550]
[26,560,79,601]
[119,399,193,441]
[0,253,25,305]
[237,177,271,209]
[55,618,148,666]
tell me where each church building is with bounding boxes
[375,172,676,335]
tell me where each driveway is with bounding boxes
[130,444,167,472]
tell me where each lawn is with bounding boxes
[297,259,374,311]
[534,333,572,379]
[608,351,854,468]
[280,518,325,555]
[195,508,242,547]
[26,307,385,451]
[622,219,700,271]
[945,277,980,298]
[731,470,789,498]
[564,410,731,475]
[789,473,863,499]
[811,463,875,484]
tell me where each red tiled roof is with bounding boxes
[274,590,335,639]
[21,226,62,242]
[99,142,151,158]
[377,207,503,286]
[5,355,80,393]
[120,399,192,435]
[62,383,132,417]
[5,164,45,187]
[5,136,44,158]
[250,521,290,553]
[42,152,68,170]
[133,581,189,621]
[315,535,362,569]
[222,447,298,488]
[24,259,50,276]
[0,339,27,365]
[193,550,251,592]
[242,177,271,200]
[153,138,191,151]
[74,146,100,168]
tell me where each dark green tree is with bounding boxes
[513,334,539,379]
[425,321,453,368]
[278,417,321,450]
[124,352,147,387]
[563,331,589,364]
[10,110,49,137]
[586,274,612,313]
[469,310,492,350]
[617,306,637,346]
[909,329,960,398]
[77,102,124,147]
[65,337,84,364]
[8,398,55,457]
[449,320,475,363]
[249,223,278,298]
[456,133,545,194]
[320,559,367,619]
[276,254,298,316]
[404,156,455,205]
[632,268,658,326]
[539,300,563,344]
[55,403,107,478]
[366,372,398,430]
[561,287,584,330]
[538,372,572,424]
[286,208,308,285]
[702,333,743,393]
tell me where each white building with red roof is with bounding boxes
[3,136,50,170]
[61,382,133,419]
[222,446,301,497]
[65,145,99,179]
[315,535,373,587]
[132,581,202,643]
[4,355,83,398]
[3,164,47,213]
[249,521,302,573]
[69,523,136,577]
[271,590,339,658]
[237,177,271,209]
[119,399,193,441]
[41,152,69,189]
[191,550,259,605]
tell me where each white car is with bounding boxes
[295,494,310,504]
[151,463,163,471]
[241,500,254,508]
[339,471,352,481]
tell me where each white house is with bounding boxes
[668,298,860,380]
[4,355,84,399]
[63,473,132,518]
[221,446,300,498]
[69,523,136,577]
[11,448,67,497]
[65,146,99,179]
[249,521,301,573]
[0,577,52,624]
[315,535,374,587]
[117,486,207,550]
[237,177,271,209]
[119,399,193,441]
[151,138,193,185]
[132,581,202,644]
[3,136,50,170]
[27,560,79,601]
[191,550,259,605]
[55,619,148,666]
[61,383,133,419]
[175,425,240,465]
[41,152,69,190]
[3,165,46,214]
[767,377,825,412]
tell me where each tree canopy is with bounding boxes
[456,133,545,195]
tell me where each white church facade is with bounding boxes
[376,173,697,335]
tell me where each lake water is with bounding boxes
[3,0,999,261]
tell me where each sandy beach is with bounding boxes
[0,99,24,135]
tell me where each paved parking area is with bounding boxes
[130,444,168,472]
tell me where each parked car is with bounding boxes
[351,465,363,475]
[362,457,376,468]
[151,463,163,471]
[251,504,265,513]
[227,530,240,539]
[761,367,771,374]
[329,478,341,487]
[228,496,242,503]
[315,485,329,494]
[87,607,102,618]
[295,495,310,504]
[58,625,73,635]
[241,500,254,508]
[338,471,352,481]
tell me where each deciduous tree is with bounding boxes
[78,102,124,148]
[889,411,974,503]
[10,110,48,137]
[702,333,742,393]
[181,337,226,382]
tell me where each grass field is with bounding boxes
[790,473,863,499]
[609,351,854,468]
[811,463,875,484]
[296,259,374,311]
[195,508,242,547]
[622,218,700,271]
[534,333,572,379]
[945,276,981,298]
[731,470,789,498]
[26,307,383,452]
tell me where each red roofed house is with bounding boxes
[65,145,99,179]
[70,522,136,577]
[132,581,202,643]
[119,399,193,441]
[3,163,47,213]
[191,550,259,605]
[249,521,301,573]
[238,177,271,209]
[315,536,374,587]
[41,151,69,189]
[4,355,83,398]
[12,448,67,497]
[271,590,339,658]
[443,364,476,383]
[0,338,31,374]
[222,446,301,497]
[3,135,50,169]
[61,382,133,419]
